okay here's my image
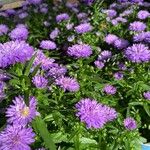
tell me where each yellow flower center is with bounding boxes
[21,107,30,117]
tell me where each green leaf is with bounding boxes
[51,132,68,143]
[143,103,150,117]
[24,53,36,76]
[80,137,97,145]
[32,117,56,150]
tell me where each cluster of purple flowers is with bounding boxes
[40,40,56,50]
[75,23,92,34]
[76,98,117,128]
[56,13,70,22]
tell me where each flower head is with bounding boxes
[125,44,150,63]
[0,41,34,68]
[32,75,48,89]
[129,21,146,32]
[56,13,70,22]
[143,91,150,100]
[40,40,56,50]
[114,38,129,49]
[56,76,79,92]
[0,125,35,150]
[98,50,112,61]
[6,96,38,126]
[137,10,149,20]
[105,34,118,45]
[67,44,92,58]
[114,72,123,80]
[0,24,9,36]
[94,61,105,69]
[124,117,137,130]
[103,84,117,95]
[75,98,117,129]
[28,0,42,4]
[75,23,92,34]
[49,28,60,39]
[9,25,29,40]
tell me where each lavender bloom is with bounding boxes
[0,41,34,68]
[98,50,112,61]
[40,40,56,50]
[77,12,88,20]
[40,7,48,14]
[32,75,48,89]
[27,0,42,4]
[6,96,38,126]
[49,28,60,39]
[0,24,9,36]
[118,63,127,70]
[75,98,117,129]
[124,117,137,130]
[104,9,117,18]
[94,61,105,69]
[43,21,50,27]
[114,72,123,80]
[56,13,70,22]
[55,76,79,92]
[9,25,29,40]
[133,32,150,43]
[18,12,28,19]
[143,91,150,100]
[137,10,149,20]
[115,17,127,23]
[47,64,67,78]
[66,23,74,30]
[120,9,133,17]
[129,21,146,32]
[67,35,75,42]
[6,9,16,15]
[33,50,55,71]
[114,38,129,49]
[75,23,92,34]
[111,19,119,26]
[68,44,92,58]
[103,84,117,95]
[125,44,150,63]
[105,34,118,45]
[0,125,35,150]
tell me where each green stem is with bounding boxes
[99,130,102,150]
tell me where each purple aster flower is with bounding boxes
[56,13,70,22]
[129,21,146,32]
[125,44,150,63]
[105,34,118,45]
[124,117,137,130]
[6,9,16,15]
[114,72,123,80]
[137,10,149,20]
[27,0,42,4]
[6,96,38,126]
[111,19,119,26]
[0,41,34,68]
[104,9,117,18]
[40,7,48,14]
[114,38,129,49]
[18,12,28,19]
[66,23,74,30]
[47,64,67,78]
[94,61,105,69]
[143,91,150,100]
[75,23,92,34]
[75,98,117,129]
[133,32,150,43]
[9,25,29,40]
[55,76,79,92]
[32,75,48,89]
[40,40,56,50]
[67,44,92,58]
[43,21,50,27]
[98,50,112,61]
[120,9,133,17]
[0,24,9,36]
[49,28,60,39]
[118,62,127,70]
[33,50,55,71]
[0,125,35,150]
[77,12,88,20]
[103,84,117,95]
[116,17,127,23]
